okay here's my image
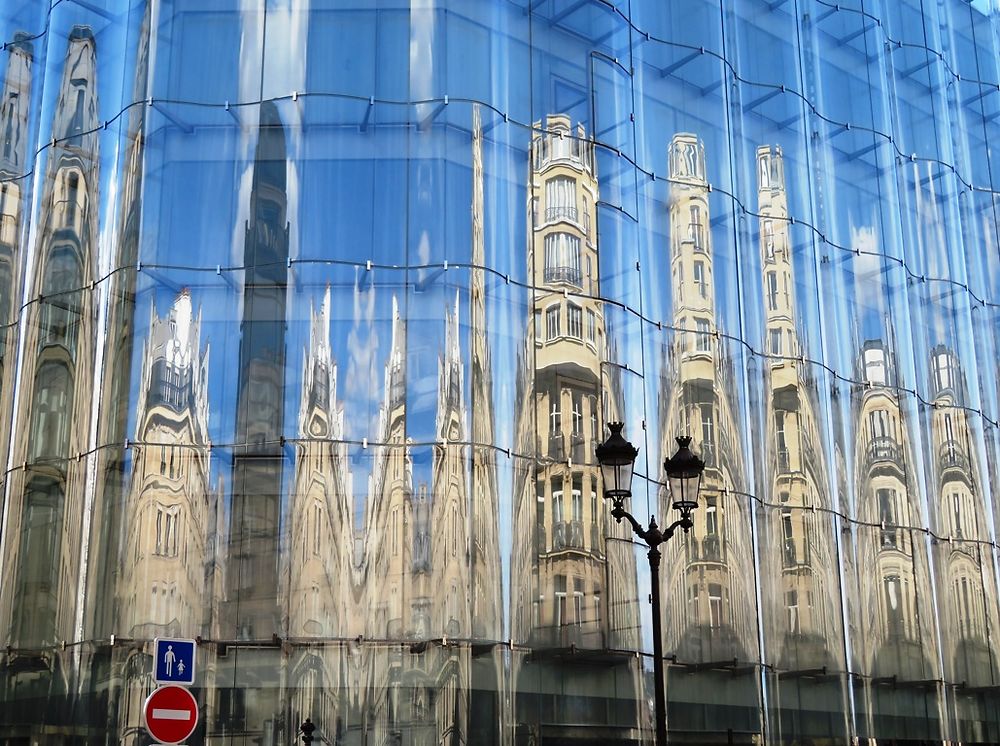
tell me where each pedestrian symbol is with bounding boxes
[154,638,196,685]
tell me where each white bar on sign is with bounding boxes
[152,708,192,721]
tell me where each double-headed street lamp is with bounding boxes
[596,423,705,746]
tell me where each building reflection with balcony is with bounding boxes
[753,144,845,739]
[755,145,842,664]
[510,114,641,743]
[657,134,758,737]
[926,345,998,740]
[851,338,939,737]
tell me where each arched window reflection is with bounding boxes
[29,361,72,462]
[39,245,82,353]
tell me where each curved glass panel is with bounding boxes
[0,1,998,743]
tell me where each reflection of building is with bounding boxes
[115,290,212,742]
[468,105,504,642]
[754,145,840,673]
[0,26,100,653]
[0,32,32,477]
[520,114,615,649]
[926,346,998,739]
[364,295,411,639]
[218,99,291,740]
[510,114,640,743]
[753,145,846,742]
[655,134,759,742]
[852,338,939,735]
[659,134,756,669]
[83,0,153,645]
[357,108,508,746]
[362,301,474,743]
[225,100,290,641]
[119,292,212,636]
[359,294,413,745]
[286,286,353,738]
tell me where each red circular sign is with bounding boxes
[143,684,199,744]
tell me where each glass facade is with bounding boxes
[0,0,999,744]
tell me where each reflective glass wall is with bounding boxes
[1,1,1000,744]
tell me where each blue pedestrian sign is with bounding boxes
[154,637,197,685]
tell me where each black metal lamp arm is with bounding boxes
[609,497,649,542]
[609,496,694,550]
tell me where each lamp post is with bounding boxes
[596,423,705,746]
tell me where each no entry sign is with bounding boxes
[143,684,199,744]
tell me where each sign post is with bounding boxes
[154,637,197,686]
[143,684,199,744]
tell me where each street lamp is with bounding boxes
[595,425,705,746]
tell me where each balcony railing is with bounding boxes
[701,535,722,562]
[700,441,716,469]
[939,441,970,473]
[782,539,797,568]
[569,519,585,548]
[552,521,567,550]
[867,436,901,465]
[570,434,586,462]
[544,265,582,287]
[545,205,578,222]
[530,623,589,649]
[688,222,706,251]
[548,433,565,461]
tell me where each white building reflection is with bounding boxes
[657,134,759,737]
[754,144,841,668]
[850,337,940,735]
[510,114,642,744]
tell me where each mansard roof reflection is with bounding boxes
[930,344,968,402]
[531,113,596,176]
[859,339,895,389]
[669,132,707,187]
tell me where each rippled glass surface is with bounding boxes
[1,1,999,744]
